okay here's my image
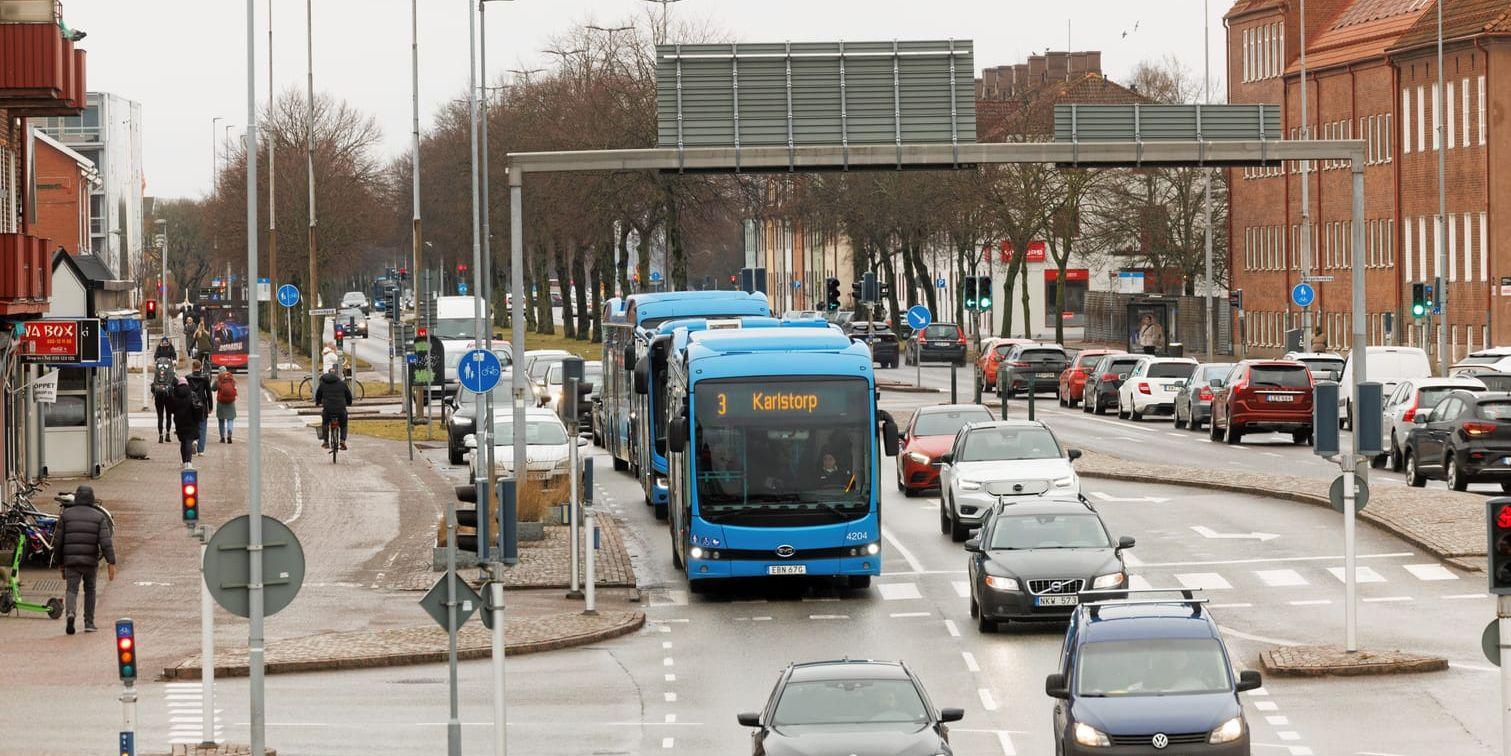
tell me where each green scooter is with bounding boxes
[0,510,63,619]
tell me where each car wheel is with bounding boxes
[977,614,997,633]
[1082,392,1093,413]
[1130,404,1143,422]
[1292,430,1312,446]
[1093,395,1108,415]
[940,500,951,535]
[949,510,970,543]
[1447,456,1469,492]
[448,446,464,466]
[1389,433,1403,471]
[1174,408,1187,429]
[1370,452,1386,469]
[1190,414,1204,432]
[969,594,980,618]
[1224,422,1243,445]
[1404,450,1427,487]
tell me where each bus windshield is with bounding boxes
[692,378,872,525]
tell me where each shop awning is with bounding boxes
[106,316,144,352]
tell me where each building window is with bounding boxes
[1480,76,1488,146]
[1432,82,1441,150]
[1447,81,1456,149]
[1419,216,1429,279]
[1418,85,1427,152]
[1448,213,1457,282]
[1462,77,1471,147]
[1404,217,1414,280]
[1384,113,1392,162]
[1480,212,1489,282]
[1402,88,1412,154]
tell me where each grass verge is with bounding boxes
[260,377,407,402]
[348,417,445,441]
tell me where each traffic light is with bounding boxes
[1424,284,1436,316]
[180,468,199,523]
[334,326,345,349]
[1489,500,1511,595]
[824,278,841,311]
[851,280,862,302]
[399,267,409,281]
[457,262,467,274]
[878,282,891,300]
[115,619,137,682]
[455,484,482,558]
[1411,282,1427,318]
[861,271,879,303]
[975,276,993,310]
[144,299,157,319]
[963,277,979,311]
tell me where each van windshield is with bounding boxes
[433,318,477,340]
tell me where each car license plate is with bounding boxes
[1502,457,1511,466]
[1036,595,1079,607]
[1266,394,1296,402]
[768,565,806,575]
[1037,372,1058,378]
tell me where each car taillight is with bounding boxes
[1198,386,1213,401]
[957,329,967,345]
[1401,396,1420,423]
[1137,382,1152,395]
[1464,421,1498,437]
[1008,361,1029,368]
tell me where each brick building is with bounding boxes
[31,129,98,254]
[1226,0,1502,359]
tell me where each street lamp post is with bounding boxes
[211,116,223,193]
[241,3,266,754]
[268,0,279,378]
[1203,0,1214,363]
[305,0,319,394]
[1434,0,1447,373]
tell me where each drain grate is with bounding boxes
[23,578,65,594]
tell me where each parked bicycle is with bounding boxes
[297,372,365,403]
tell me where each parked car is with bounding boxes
[1449,347,1511,375]
[1047,593,1261,755]
[1081,354,1148,416]
[522,349,573,404]
[1172,362,1235,432]
[938,420,1082,541]
[1115,357,1198,421]
[737,659,963,756]
[1283,351,1345,382]
[1058,349,1123,408]
[1339,346,1431,429]
[541,359,602,431]
[1209,359,1315,445]
[905,322,967,366]
[845,321,900,368]
[1403,390,1511,491]
[977,339,1029,394]
[896,404,995,496]
[1377,376,1486,470]
[997,344,1071,398]
[965,497,1132,632]
[1477,372,1511,392]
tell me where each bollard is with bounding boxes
[999,382,1008,419]
[950,363,958,403]
[496,478,518,565]
[1028,382,1036,421]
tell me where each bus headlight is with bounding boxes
[847,543,881,557]
[690,546,704,560]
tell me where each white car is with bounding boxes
[1378,375,1486,470]
[1450,347,1511,376]
[465,407,586,495]
[1283,351,1345,382]
[1116,357,1199,421]
[1339,346,1432,429]
[340,290,370,314]
[938,420,1082,542]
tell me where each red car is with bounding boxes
[896,403,996,496]
[1057,348,1124,408]
[1209,359,1315,445]
[976,338,1037,391]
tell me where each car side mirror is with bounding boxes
[1067,448,1082,462]
[1210,378,1224,389]
[1117,373,1129,381]
[1117,535,1136,550]
[1236,669,1262,692]
[1413,413,1429,424]
[633,360,649,395]
[463,435,478,450]
[736,712,761,728]
[622,344,636,371]
[577,437,590,447]
[668,415,689,453]
[938,707,965,724]
[938,452,954,465]
[1045,673,1070,699]
[879,410,900,457]
[964,537,982,552]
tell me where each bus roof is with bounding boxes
[655,315,832,336]
[687,327,861,357]
[626,291,770,326]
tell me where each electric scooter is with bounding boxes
[0,508,63,619]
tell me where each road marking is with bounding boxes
[662,737,674,748]
[1449,662,1499,673]
[1278,731,1301,742]
[1128,575,1153,590]
[1246,687,1270,696]
[1444,593,1489,600]
[944,619,961,637]
[1166,432,1186,438]
[1136,551,1414,569]
[997,731,1018,755]
[953,581,971,598]
[1191,525,1279,542]
[882,526,926,574]
[1326,566,1385,583]
[878,582,922,601]
[1361,596,1412,603]
[962,651,980,672]
[1254,700,1279,711]
[665,714,677,723]
[1254,569,1308,587]
[1403,563,1459,581]
[662,657,674,667]
[1209,602,1254,609]
[890,611,931,618]
[665,674,675,682]
[801,596,840,603]
[1122,552,1143,567]
[1175,572,1232,590]
[1266,715,1291,726]
[664,692,677,702]
[808,614,849,620]
[1262,451,1284,458]
[1288,599,1331,606]
[1091,491,1171,503]
[752,616,772,621]
[978,688,998,711]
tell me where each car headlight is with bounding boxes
[905,452,931,465]
[1073,722,1111,748]
[1052,475,1075,488]
[1091,572,1125,589]
[958,479,981,491]
[553,458,570,470]
[1208,716,1244,744]
[983,575,1019,591]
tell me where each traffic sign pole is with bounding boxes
[907,305,932,389]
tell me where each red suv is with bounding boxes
[1058,349,1123,408]
[896,404,996,496]
[1209,360,1315,445]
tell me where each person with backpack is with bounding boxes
[152,358,177,442]
[215,368,238,443]
[186,360,213,456]
[170,377,200,466]
[153,335,177,363]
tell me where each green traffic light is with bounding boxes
[1412,304,1426,317]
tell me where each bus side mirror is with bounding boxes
[633,360,649,395]
[668,415,688,453]
[879,410,900,457]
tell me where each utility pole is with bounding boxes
[1203,0,1215,363]
[412,0,422,320]
[1434,0,1448,373]
[1299,0,1313,346]
[268,0,279,378]
[211,116,223,194]
[243,1,266,752]
[305,0,319,393]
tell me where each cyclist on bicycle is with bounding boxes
[313,364,353,450]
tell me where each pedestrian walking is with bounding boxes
[187,360,213,456]
[54,485,116,635]
[151,357,177,443]
[191,322,213,364]
[215,368,238,443]
[170,377,202,466]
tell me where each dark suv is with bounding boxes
[738,659,963,755]
[846,321,900,369]
[997,344,1071,398]
[1047,591,1261,754]
[906,322,967,366]
[1404,390,1511,491]
[1082,354,1146,416]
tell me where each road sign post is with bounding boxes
[460,349,503,562]
[583,457,597,616]
[562,359,584,600]
[907,305,931,388]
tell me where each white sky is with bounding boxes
[63,0,1227,199]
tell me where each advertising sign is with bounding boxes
[19,319,100,363]
[990,240,1047,264]
[196,294,250,370]
[33,370,58,404]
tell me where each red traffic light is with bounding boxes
[457,263,468,272]
[417,327,427,339]
[144,299,158,317]
[181,469,199,522]
[115,619,137,681]
[1497,505,1511,530]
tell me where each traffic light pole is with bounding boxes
[119,678,137,756]
[1500,594,1511,751]
[189,522,216,746]
[567,374,582,599]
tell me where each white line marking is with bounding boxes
[1246,686,1270,696]
[944,619,960,637]
[882,526,926,574]
[664,692,677,702]
[1209,602,1254,609]
[662,737,674,748]
[1255,569,1308,587]
[752,616,772,621]
[1176,572,1232,590]
[662,658,674,667]
[1288,747,1314,755]
[1278,731,1301,742]
[1262,451,1284,458]
[978,688,997,711]
[665,714,677,724]
[889,611,931,618]
[962,651,980,672]
[664,674,676,682]
[1361,596,1413,603]
[1129,574,1154,591]
[1288,599,1332,606]
[952,581,971,598]
[1166,432,1186,438]
[809,614,850,620]
[1137,552,1414,568]
[997,731,1018,755]
[1266,715,1291,726]
[1122,552,1143,567]
[1254,701,1279,711]
[662,641,672,649]
[1444,593,1489,600]
[1404,563,1459,581]
[1449,662,1499,673]
[1222,626,1305,646]
[1327,566,1385,583]
[878,582,923,601]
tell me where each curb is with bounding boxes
[877,383,943,394]
[161,611,645,681]
[1259,645,1448,677]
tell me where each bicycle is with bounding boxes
[297,373,366,403]
[327,417,341,463]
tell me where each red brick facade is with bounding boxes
[1226,0,1504,359]
[31,135,91,254]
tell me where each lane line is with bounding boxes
[977,688,997,711]
[1136,552,1414,569]
[1287,599,1331,606]
[877,582,923,601]
[1254,569,1308,587]
[944,619,961,638]
[1444,593,1489,600]
[809,614,850,620]
[889,611,931,618]
[882,526,926,574]
[997,731,1018,756]
[1403,563,1459,581]
[1326,566,1385,583]
[962,651,980,672]
[1361,596,1412,603]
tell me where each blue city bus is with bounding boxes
[599,291,771,518]
[663,327,901,592]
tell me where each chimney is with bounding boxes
[1047,51,1070,81]
[1013,64,1029,94]
[1028,54,1047,83]
[1069,52,1089,77]
[1085,51,1102,75]
[974,78,985,100]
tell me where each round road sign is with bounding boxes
[276,284,300,308]
[1328,472,1370,513]
[458,348,503,393]
[1291,283,1316,308]
[203,515,306,619]
[906,305,932,332]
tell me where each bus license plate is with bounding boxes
[1036,595,1079,607]
[768,565,807,575]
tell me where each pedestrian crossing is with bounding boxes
[129,403,309,432]
[162,681,223,745]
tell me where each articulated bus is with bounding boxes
[598,291,771,518]
[662,326,901,592]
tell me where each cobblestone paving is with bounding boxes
[160,745,278,756]
[1260,644,1448,676]
[388,518,636,591]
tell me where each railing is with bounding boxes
[0,18,87,116]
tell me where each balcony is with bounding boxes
[0,18,87,116]
[0,233,54,316]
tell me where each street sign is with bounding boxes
[308,307,336,316]
[277,283,299,308]
[935,278,947,289]
[1291,283,1316,309]
[650,271,663,283]
[1483,619,1501,667]
[906,304,932,332]
[790,279,801,289]
[457,349,503,393]
[1328,473,1370,513]
[203,515,305,618]
[458,282,469,295]
[19,319,101,364]
[1303,275,1334,283]
[256,277,272,302]
[419,574,481,631]
[406,353,417,364]
[409,336,444,386]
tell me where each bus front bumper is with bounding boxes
[685,554,881,580]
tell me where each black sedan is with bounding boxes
[1404,389,1511,491]
[739,659,963,756]
[966,497,1132,632]
[846,322,900,369]
[1082,354,1146,415]
[906,322,967,366]
[996,344,1070,398]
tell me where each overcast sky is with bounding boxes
[64,0,1227,200]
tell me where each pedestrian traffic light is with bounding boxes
[399,267,409,281]
[144,299,157,319]
[457,262,467,274]
[824,278,841,311]
[1489,500,1511,595]
[180,469,198,522]
[963,277,979,311]
[1411,282,1428,318]
[975,276,993,311]
[1424,284,1436,316]
[851,280,862,302]
[334,327,345,348]
[878,282,891,300]
[115,619,137,682]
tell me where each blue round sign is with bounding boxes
[906,304,932,331]
[1291,283,1316,308]
[457,349,503,393]
[458,282,469,295]
[276,284,300,308]
[650,271,663,283]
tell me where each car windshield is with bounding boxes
[432,318,476,340]
[1017,348,1066,363]
[1147,362,1196,379]
[1249,366,1310,388]
[338,308,363,320]
[1479,376,1511,391]
[1459,354,1507,365]
[1076,638,1233,697]
[490,419,569,446]
[1298,358,1345,379]
[771,679,928,726]
[1076,353,1106,368]
[1200,364,1234,382]
[989,514,1109,550]
[1479,402,1511,420]
[923,324,958,339]
[1418,386,1478,409]
[528,357,567,381]
[913,409,992,437]
[959,427,1061,462]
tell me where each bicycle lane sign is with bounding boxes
[458,349,503,393]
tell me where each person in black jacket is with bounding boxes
[54,485,116,634]
[313,366,353,450]
[186,360,214,456]
[152,335,177,363]
[170,377,201,465]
